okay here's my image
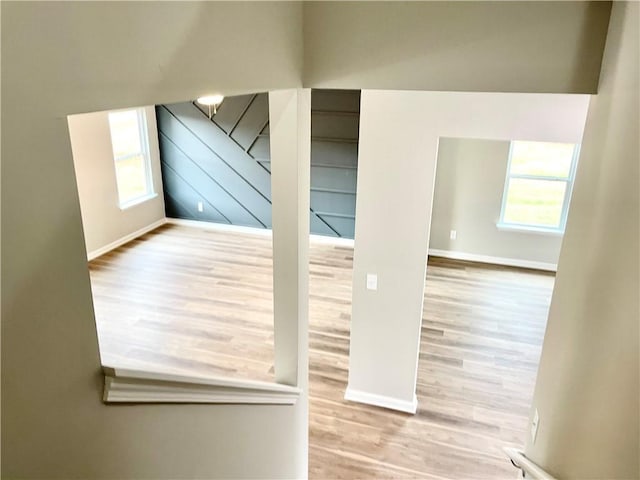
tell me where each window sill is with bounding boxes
[496,223,564,236]
[102,366,301,405]
[119,193,158,211]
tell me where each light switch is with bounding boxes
[450,230,457,240]
[197,201,204,212]
[366,274,378,291]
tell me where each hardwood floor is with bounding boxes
[91,224,277,381]
[89,223,554,479]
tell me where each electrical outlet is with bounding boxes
[531,409,540,443]
[450,230,457,240]
[366,274,378,291]
[197,201,204,212]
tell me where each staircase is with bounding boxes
[156,90,360,238]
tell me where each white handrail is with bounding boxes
[503,447,558,480]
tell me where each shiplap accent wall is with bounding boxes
[157,90,360,238]
[309,90,359,237]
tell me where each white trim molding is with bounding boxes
[103,366,301,405]
[87,218,167,261]
[496,222,564,236]
[428,248,557,272]
[344,387,418,414]
[310,234,354,247]
[167,217,356,247]
[118,192,159,211]
[167,217,273,237]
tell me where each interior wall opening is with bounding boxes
[67,89,360,389]
[67,94,278,384]
[67,87,589,478]
[333,90,590,478]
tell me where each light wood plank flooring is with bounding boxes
[89,223,554,479]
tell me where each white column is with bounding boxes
[268,88,311,476]
[346,91,439,414]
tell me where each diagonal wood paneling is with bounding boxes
[159,134,258,226]
[209,94,254,134]
[163,102,273,202]
[157,105,270,227]
[230,94,269,150]
[157,90,360,238]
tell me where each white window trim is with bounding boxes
[498,142,580,234]
[110,108,155,209]
[103,365,300,405]
[118,192,158,211]
[495,222,565,236]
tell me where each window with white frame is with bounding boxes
[499,141,580,232]
[108,108,154,208]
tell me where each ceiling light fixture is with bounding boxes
[197,94,225,119]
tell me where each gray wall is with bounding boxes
[526,2,639,478]
[157,97,276,228]
[68,106,166,256]
[431,138,564,266]
[303,2,611,93]
[158,90,359,238]
[309,90,359,238]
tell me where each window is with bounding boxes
[108,108,154,208]
[499,141,579,233]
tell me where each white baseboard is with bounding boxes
[93,219,552,272]
[87,218,167,261]
[167,217,356,247]
[344,387,418,414]
[167,218,273,237]
[309,234,354,247]
[428,248,557,272]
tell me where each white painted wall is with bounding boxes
[348,91,589,411]
[1,2,306,478]
[68,106,165,257]
[430,138,563,268]
[526,3,639,478]
[304,2,611,93]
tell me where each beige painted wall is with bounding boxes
[0,0,622,478]
[303,1,611,93]
[1,2,306,478]
[525,2,639,478]
[431,138,563,267]
[68,107,165,256]
[349,91,588,410]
